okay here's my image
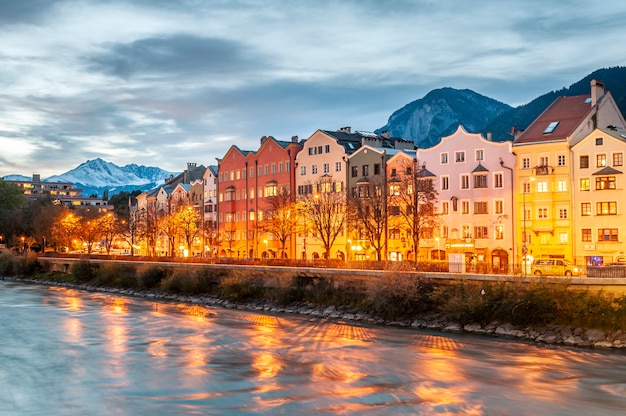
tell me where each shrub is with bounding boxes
[93,263,137,288]
[0,252,15,276]
[12,253,44,277]
[71,260,95,282]
[363,274,435,320]
[217,273,265,302]
[137,266,169,289]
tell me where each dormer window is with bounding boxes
[543,121,559,134]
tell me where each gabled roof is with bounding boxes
[593,166,623,175]
[417,168,436,178]
[319,129,412,154]
[514,95,592,145]
[472,163,489,173]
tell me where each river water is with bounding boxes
[1,281,626,415]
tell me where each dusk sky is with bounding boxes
[1,0,625,178]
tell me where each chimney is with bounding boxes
[486,132,492,141]
[591,79,605,106]
[187,162,197,170]
[32,174,41,182]
[260,135,267,145]
[338,126,351,134]
[291,135,298,143]
[381,130,390,139]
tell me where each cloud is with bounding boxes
[86,34,263,81]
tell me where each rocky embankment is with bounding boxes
[5,276,626,350]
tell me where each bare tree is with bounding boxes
[202,219,221,258]
[98,213,117,254]
[120,207,146,256]
[389,159,439,265]
[300,176,346,260]
[264,186,299,259]
[347,176,387,261]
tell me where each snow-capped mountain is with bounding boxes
[5,158,177,198]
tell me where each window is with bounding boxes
[271,164,276,174]
[613,153,623,167]
[538,208,548,219]
[389,206,400,216]
[539,156,549,167]
[474,201,488,214]
[308,147,316,155]
[558,208,568,219]
[522,157,530,169]
[389,184,400,196]
[476,149,484,161]
[441,153,448,164]
[474,226,488,239]
[323,163,330,174]
[581,202,591,216]
[597,201,617,215]
[537,181,548,192]
[311,165,318,175]
[441,176,449,190]
[580,155,589,169]
[351,166,358,177]
[474,174,487,188]
[523,181,532,193]
[358,185,369,198]
[265,183,277,197]
[462,224,471,238]
[250,167,255,178]
[455,151,465,163]
[278,163,283,173]
[362,165,369,176]
[494,173,503,188]
[300,166,306,175]
[286,161,290,172]
[598,228,618,242]
[374,163,381,175]
[461,200,470,214]
[581,229,592,242]
[596,137,603,146]
[441,201,449,215]
[595,176,616,190]
[495,200,504,214]
[335,162,342,172]
[580,178,590,191]
[461,175,469,189]
[264,165,269,175]
[543,121,559,133]
[317,145,322,154]
[558,232,568,244]
[597,154,607,167]
[334,182,342,192]
[557,154,566,166]
[495,225,504,240]
[325,144,330,153]
[557,180,567,192]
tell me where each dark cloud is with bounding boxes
[0,0,58,25]
[86,34,262,80]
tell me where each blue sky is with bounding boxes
[1,0,625,177]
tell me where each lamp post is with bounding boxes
[522,177,535,276]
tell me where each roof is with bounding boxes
[593,166,623,175]
[320,129,412,154]
[514,95,592,145]
[472,163,489,173]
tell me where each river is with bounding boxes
[1,280,626,415]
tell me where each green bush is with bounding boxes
[0,252,15,276]
[93,263,136,288]
[137,266,169,289]
[12,253,44,277]
[363,274,435,320]
[217,273,265,302]
[71,260,95,282]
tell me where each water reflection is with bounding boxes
[2,281,626,415]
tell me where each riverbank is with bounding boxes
[4,275,626,350]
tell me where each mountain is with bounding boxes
[379,66,626,148]
[376,88,513,148]
[44,158,176,197]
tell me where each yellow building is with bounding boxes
[513,80,626,270]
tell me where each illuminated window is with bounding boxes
[537,181,548,192]
[597,201,617,215]
[558,232,568,244]
[580,178,590,191]
[462,224,471,238]
[595,176,616,190]
[474,226,488,239]
[495,225,504,240]
[557,180,567,192]
[597,154,607,167]
[581,202,591,216]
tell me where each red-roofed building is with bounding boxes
[513,80,626,271]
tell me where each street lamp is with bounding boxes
[522,177,535,276]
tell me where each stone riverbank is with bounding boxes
[4,276,626,350]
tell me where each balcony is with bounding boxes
[533,165,552,176]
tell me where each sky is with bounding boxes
[1,0,626,178]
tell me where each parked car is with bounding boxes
[531,258,580,276]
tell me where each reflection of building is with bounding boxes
[7,173,113,210]
[513,79,626,266]
[417,126,516,270]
